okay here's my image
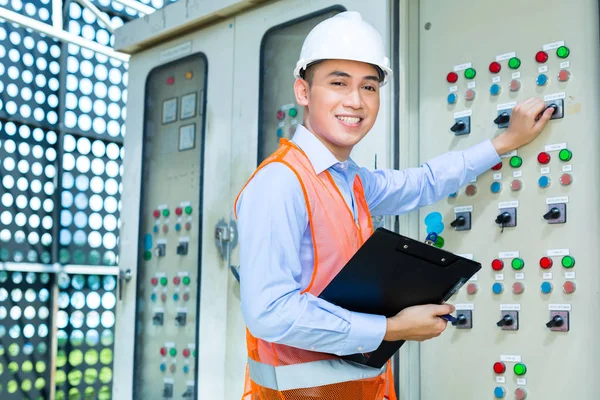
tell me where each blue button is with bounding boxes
[538,176,550,188]
[151,293,157,302]
[541,281,553,294]
[175,223,181,232]
[537,73,548,86]
[183,365,189,374]
[144,234,152,251]
[424,212,443,225]
[153,225,159,233]
[448,192,457,198]
[490,83,501,96]
[160,364,166,372]
[276,128,284,137]
[447,93,457,104]
[494,386,506,398]
[173,293,179,301]
[490,182,502,193]
[492,282,503,294]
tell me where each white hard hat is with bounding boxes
[294,11,392,86]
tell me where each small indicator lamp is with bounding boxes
[493,362,506,374]
[511,258,525,270]
[537,152,551,164]
[447,72,458,83]
[509,156,522,168]
[489,62,501,74]
[539,257,553,269]
[559,149,572,161]
[556,46,570,59]
[513,363,527,376]
[535,51,548,63]
[185,71,193,79]
[508,57,521,69]
[464,67,476,79]
[167,77,175,85]
[561,256,575,268]
[492,259,504,271]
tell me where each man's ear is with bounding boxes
[294,78,309,107]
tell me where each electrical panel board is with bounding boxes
[132,53,207,400]
[416,0,600,399]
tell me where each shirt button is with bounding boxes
[310,346,316,351]
[357,346,364,351]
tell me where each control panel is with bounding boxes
[133,53,206,399]
[416,0,600,398]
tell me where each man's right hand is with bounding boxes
[383,303,455,342]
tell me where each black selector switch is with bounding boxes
[177,241,189,255]
[450,116,470,135]
[497,314,514,327]
[546,315,564,328]
[175,312,187,326]
[495,208,517,231]
[542,99,564,120]
[153,312,164,326]
[155,243,166,257]
[544,203,566,224]
[451,216,466,227]
[182,387,194,398]
[451,211,471,231]
[451,310,472,329]
[496,212,511,225]
[547,311,569,332]
[544,207,561,220]
[497,311,519,330]
[163,383,173,398]
[494,112,511,128]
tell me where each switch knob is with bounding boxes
[450,120,465,132]
[155,243,166,257]
[494,112,510,126]
[544,207,561,220]
[175,312,187,326]
[495,212,511,225]
[153,312,164,326]
[177,242,189,255]
[182,387,194,398]
[496,314,514,327]
[546,315,564,328]
[450,216,465,227]
[452,313,468,326]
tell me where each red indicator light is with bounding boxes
[492,259,504,271]
[535,51,548,63]
[563,281,576,294]
[167,77,175,85]
[153,210,160,218]
[173,277,181,285]
[512,282,524,294]
[493,362,506,374]
[151,278,158,286]
[183,349,190,358]
[175,207,182,216]
[539,257,553,269]
[276,110,285,120]
[446,72,458,83]
[537,152,551,164]
[489,61,501,74]
[466,283,478,295]
[491,162,502,171]
[160,347,167,356]
[560,173,572,186]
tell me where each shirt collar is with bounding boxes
[291,125,353,175]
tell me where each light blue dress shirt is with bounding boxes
[236,125,500,356]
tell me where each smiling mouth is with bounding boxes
[336,116,362,125]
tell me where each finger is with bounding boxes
[433,303,455,315]
[522,98,546,114]
[538,106,555,124]
[517,97,538,111]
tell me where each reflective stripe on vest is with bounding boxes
[247,357,387,391]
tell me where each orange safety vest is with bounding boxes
[234,138,397,400]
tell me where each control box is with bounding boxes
[132,53,206,399]
[414,0,600,399]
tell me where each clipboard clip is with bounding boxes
[424,232,438,246]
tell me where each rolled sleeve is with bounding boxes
[343,312,387,354]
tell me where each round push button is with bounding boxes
[536,74,548,86]
[447,72,458,83]
[511,179,522,191]
[466,283,478,295]
[513,363,527,376]
[494,386,506,398]
[511,258,525,270]
[515,387,527,400]
[492,162,503,171]
[464,68,476,79]
[562,256,575,268]
[509,79,521,91]
[465,184,477,196]
[493,362,506,374]
[489,61,501,73]
[490,182,502,193]
[492,282,504,294]
[492,259,504,271]
[465,89,476,101]
[510,156,522,168]
[536,51,549,63]
[541,281,553,294]
[538,176,550,188]
[540,257,553,269]
[490,83,501,96]
[512,282,524,294]
[558,69,570,82]
[538,152,551,164]
[447,93,457,104]
[560,173,572,186]
[563,281,576,294]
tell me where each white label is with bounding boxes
[541,167,550,174]
[499,201,519,209]
[538,65,548,73]
[544,92,566,101]
[562,165,573,172]
[160,41,192,62]
[517,379,527,386]
[496,376,506,383]
[513,170,523,178]
[187,380,195,386]
[560,61,570,68]
[177,308,188,313]
[500,355,522,362]
[496,52,516,61]
[467,81,477,89]
[188,343,196,350]
[164,342,175,347]
[497,101,517,111]
[500,150,517,158]
[454,206,473,213]
[493,173,502,180]
[499,251,519,258]
[515,273,525,280]
[449,85,458,93]
[495,274,504,281]
[501,304,521,311]
[457,253,474,260]
[492,76,501,83]
[543,40,565,51]
[547,196,569,204]
[164,378,175,384]
[155,307,165,312]
[545,142,567,152]
[454,62,472,71]
[512,72,521,79]
[549,304,571,311]
[468,274,478,281]
[565,272,576,279]
[543,272,553,280]
[157,204,168,210]
[162,98,177,124]
[156,272,166,278]
[177,271,190,277]
[180,93,197,120]
[179,124,196,151]
[156,239,167,244]
[547,248,569,256]
[454,110,473,118]
[179,237,190,243]
[454,303,474,310]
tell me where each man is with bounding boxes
[234,11,554,400]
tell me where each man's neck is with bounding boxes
[303,123,352,162]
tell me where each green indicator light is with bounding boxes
[185,206,192,215]
[513,363,527,376]
[464,68,476,79]
[434,236,445,249]
[160,277,168,286]
[557,46,570,59]
[559,149,572,161]
[193,350,197,357]
[162,209,170,217]
[170,348,177,357]
[508,57,521,69]
[509,156,523,168]
[562,256,575,268]
[183,276,191,285]
[289,108,298,118]
[511,258,525,270]
[143,251,152,261]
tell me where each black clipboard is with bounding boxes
[318,227,481,369]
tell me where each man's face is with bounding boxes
[295,59,381,159]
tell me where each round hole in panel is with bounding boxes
[7,83,18,97]
[75,175,89,191]
[62,172,74,189]
[106,142,120,159]
[103,233,116,250]
[11,289,22,302]
[13,251,24,262]
[27,232,39,246]
[0,271,7,283]
[31,162,43,176]
[29,215,40,229]
[107,120,120,137]
[23,324,35,338]
[15,213,26,227]
[4,139,16,153]
[57,330,68,347]
[46,147,57,162]
[19,124,31,139]
[89,195,103,212]
[107,103,120,119]
[73,230,87,246]
[103,215,117,231]
[92,140,106,157]
[63,153,75,170]
[75,193,89,210]
[66,74,78,91]
[41,251,51,263]
[3,157,15,171]
[88,215,102,231]
[14,230,26,243]
[60,211,73,227]
[86,329,99,346]
[18,144,30,159]
[74,212,88,229]
[104,197,117,213]
[101,311,115,328]
[78,114,92,131]
[103,251,116,266]
[26,250,37,263]
[70,330,84,346]
[16,195,27,209]
[1,194,13,207]
[16,178,29,191]
[86,291,101,310]
[64,134,76,151]
[80,78,93,95]
[22,342,33,355]
[0,306,6,319]
[91,159,105,176]
[93,117,107,134]
[47,131,58,145]
[65,111,77,128]
[71,292,85,309]
[0,325,5,338]
[35,74,46,88]
[43,199,54,212]
[76,155,91,173]
[102,292,116,309]
[90,176,104,193]
[102,276,116,291]
[0,211,12,226]
[38,306,49,319]
[79,96,93,113]
[88,275,101,290]
[30,180,42,194]
[37,342,47,355]
[105,160,118,177]
[36,57,47,71]
[38,323,48,338]
[10,306,22,320]
[99,349,113,365]
[44,182,55,196]
[105,178,118,195]
[70,310,85,328]
[39,288,50,301]
[84,366,98,383]
[0,230,11,243]
[56,350,67,368]
[34,89,45,104]
[9,325,20,339]
[87,311,100,328]
[24,289,36,302]
[57,310,68,328]
[68,370,83,388]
